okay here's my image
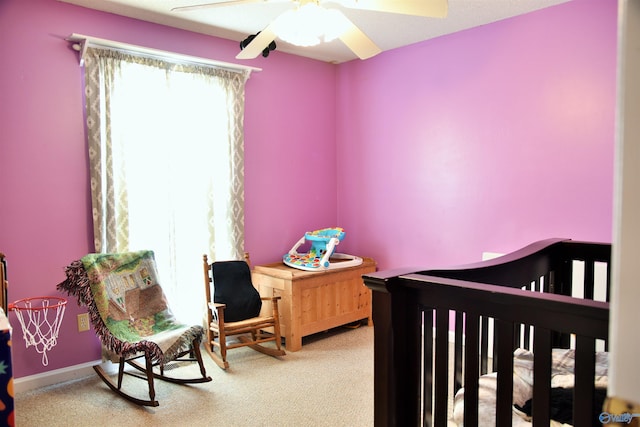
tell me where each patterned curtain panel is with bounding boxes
[84,49,124,253]
[82,47,248,323]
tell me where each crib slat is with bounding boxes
[552,265,572,348]
[423,308,434,426]
[532,327,551,426]
[463,313,480,426]
[495,319,514,427]
[523,277,542,349]
[562,259,574,296]
[434,309,449,427]
[480,316,489,375]
[584,260,595,300]
[604,262,610,351]
[511,323,522,348]
[454,311,464,394]
[522,324,531,350]
[605,262,611,303]
[492,319,499,372]
[573,335,596,427]
[544,271,552,293]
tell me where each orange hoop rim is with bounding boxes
[8,296,67,311]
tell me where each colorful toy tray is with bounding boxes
[283,228,363,272]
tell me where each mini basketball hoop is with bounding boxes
[9,296,67,366]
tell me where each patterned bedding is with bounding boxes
[452,348,608,426]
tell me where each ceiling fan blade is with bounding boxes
[329,0,447,18]
[172,0,272,12]
[236,24,278,59]
[339,20,382,60]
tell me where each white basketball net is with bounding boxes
[11,297,67,366]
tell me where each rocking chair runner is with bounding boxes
[57,250,211,407]
[203,255,285,369]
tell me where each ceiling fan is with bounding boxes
[172,0,448,60]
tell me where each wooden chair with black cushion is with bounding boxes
[203,255,285,369]
[57,250,212,406]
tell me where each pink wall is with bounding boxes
[0,0,336,377]
[336,0,617,271]
[0,0,616,379]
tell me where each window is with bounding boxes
[82,46,248,324]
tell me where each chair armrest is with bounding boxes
[259,296,281,320]
[208,302,226,324]
[259,296,281,302]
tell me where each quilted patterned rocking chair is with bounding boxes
[57,250,211,407]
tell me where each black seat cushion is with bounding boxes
[212,261,262,322]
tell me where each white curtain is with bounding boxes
[83,47,248,324]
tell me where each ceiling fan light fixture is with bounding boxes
[322,9,351,43]
[272,3,350,47]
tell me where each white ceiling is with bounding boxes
[59,0,571,63]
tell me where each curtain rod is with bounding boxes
[66,33,261,74]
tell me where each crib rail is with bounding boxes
[363,238,611,427]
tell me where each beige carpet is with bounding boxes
[15,325,374,427]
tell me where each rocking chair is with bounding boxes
[203,255,285,369]
[57,250,212,407]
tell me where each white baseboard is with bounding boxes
[15,360,103,394]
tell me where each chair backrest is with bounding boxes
[211,261,262,322]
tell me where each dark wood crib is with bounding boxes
[363,238,610,427]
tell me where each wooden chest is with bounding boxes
[252,257,376,351]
